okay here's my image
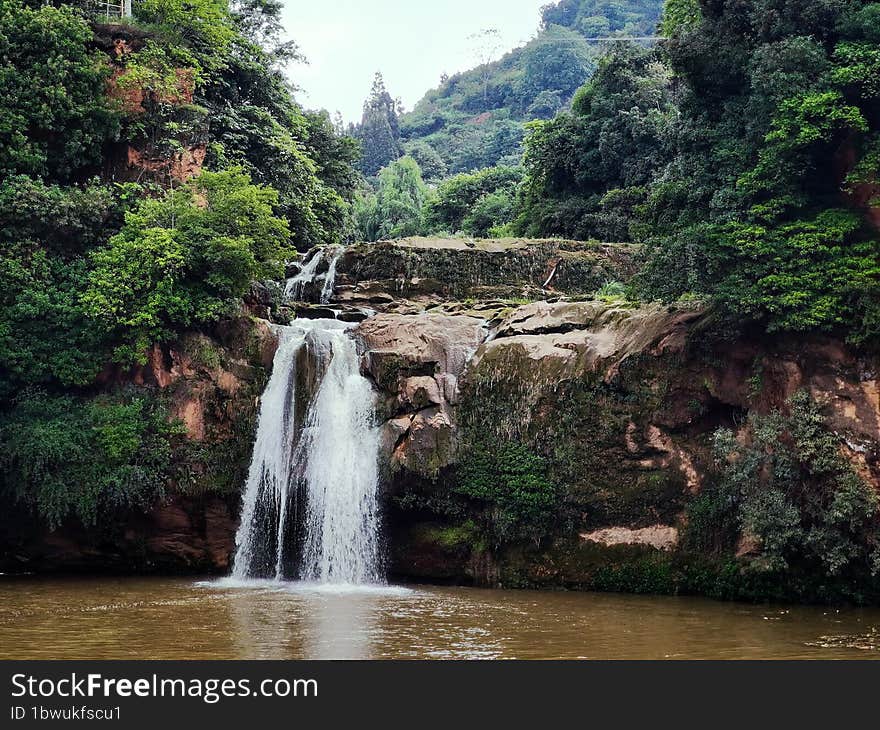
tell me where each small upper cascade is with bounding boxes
[284,250,325,300]
[283,245,345,304]
[319,246,344,305]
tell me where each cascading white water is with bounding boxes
[283,246,344,304]
[284,251,324,300]
[231,319,382,584]
[295,325,381,583]
[319,247,344,305]
[231,325,303,580]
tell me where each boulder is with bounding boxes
[357,313,487,390]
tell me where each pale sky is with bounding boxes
[280,0,548,123]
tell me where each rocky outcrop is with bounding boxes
[357,313,487,477]
[376,296,880,589]
[3,496,237,574]
[580,525,679,551]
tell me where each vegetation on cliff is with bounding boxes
[689,392,880,581]
[0,0,359,530]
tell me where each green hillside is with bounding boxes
[398,0,665,175]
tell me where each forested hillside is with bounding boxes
[351,0,664,178]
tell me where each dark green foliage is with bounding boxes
[0,176,144,394]
[0,1,120,180]
[513,44,674,240]
[134,0,236,76]
[660,0,701,36]
[198,30,356,249]
[0,175,140,255]
[455,440,559,544]
[637,0,880,342]
[403,139,447,182]
[686,392,880,578]
[0,249,110,394]
[424,166,522,235]
[351,72,403,177]
[0,389,182,528]
[541,0,664,36]
[353,156,429,241]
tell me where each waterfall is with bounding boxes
[283,246,344,304]
[231,319,382,584]
[319,247,344,305]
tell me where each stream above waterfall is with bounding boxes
[3,576,880,660]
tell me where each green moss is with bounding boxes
[454,440,559,544]
[342,239,638,298]
[182,334,224,370]
[416,520,487,552]
[574,470,687,528]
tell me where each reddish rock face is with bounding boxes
[103,36,205,184]
[358,313,487,477]
[1,318,276,575]
[371,298,879,587]
[8,496,237,574]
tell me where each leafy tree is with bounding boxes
[660,0,701,36]
[638,0,880,342]
[0,176,145,395]
[82,168,290,362]
[462,190,517,237]
[692,392,880,578]
[404,139,447,182]
[353,156,429,241]
[542,0,664,36]
[515,25,596,104]
[230,0,301,64]
[424,166,522,234]
[513,44,673,240]
[134,0,236,76]
[199,31,355,249]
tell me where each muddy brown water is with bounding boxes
[1,576,879,659]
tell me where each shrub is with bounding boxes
[689,392,880,578]
[0,389,183,528]
[82,167,290,362]
[455,439,559,544]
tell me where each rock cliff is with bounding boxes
[4,237,878,603]
[0,315,278,574]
